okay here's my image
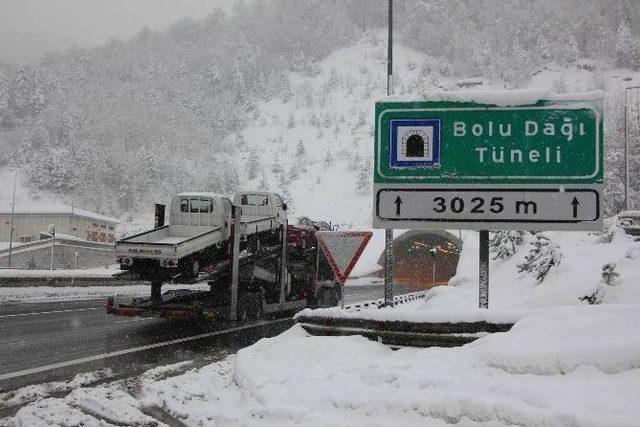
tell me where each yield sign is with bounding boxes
[316,231,373,284]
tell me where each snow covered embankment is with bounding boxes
[133,303,640,426]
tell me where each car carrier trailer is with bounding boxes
[106,203,339,322]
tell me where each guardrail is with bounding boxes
[299,290,513,348]
[343,289,431,310]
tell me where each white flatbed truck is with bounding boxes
[115,191,287,280]
[107,199,341,321]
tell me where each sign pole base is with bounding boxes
[479,230,489,309]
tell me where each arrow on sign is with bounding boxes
[571,196,580,218]
[395,196,403,216]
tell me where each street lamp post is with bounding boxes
[7,171,17,267]
[624,86,640,211]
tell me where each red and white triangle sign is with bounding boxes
[316,231,373,284]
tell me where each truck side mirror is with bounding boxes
[282,203,288,211]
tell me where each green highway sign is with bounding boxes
[372,94,604,231]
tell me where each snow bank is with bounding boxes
[131,304,640,426]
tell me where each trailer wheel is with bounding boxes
[251,295,263,320]
[238,297,251,324]
[316,286,340,308]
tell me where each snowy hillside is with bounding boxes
[237,34,640,229]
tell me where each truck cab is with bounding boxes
[170,193,233,238]
[233,191,287,223]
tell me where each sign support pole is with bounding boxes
[229,206,242,321]
[383,0,394,307]
[479,230,489,309]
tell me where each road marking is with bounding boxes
[114,318,154,324]
[0,307,101,319]
[0,318,292,382]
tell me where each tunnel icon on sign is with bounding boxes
[402,130,430,158]
[389,119,441,169]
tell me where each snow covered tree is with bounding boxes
[288,165,299,181]
[615,21,635,68]
[257,173,269,191]
[295,140,306,158]
[246,149,260,180]
[489,231,525,260]
[287,113,296,129]
[517,234,562,283]
[271,155,283,175]
[355,158,371,193]
[562,35,580,64]
[323,149,334,168]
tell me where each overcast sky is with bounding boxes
[0,0,236,64]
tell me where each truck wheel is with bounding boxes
[188,259,200,278]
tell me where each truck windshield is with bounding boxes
[190,199,213,213]
[241,194,268,206]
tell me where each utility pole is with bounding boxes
[383,0,394,307]
[624,86,640,211]
[7,171,17,268]
[49,225,56,271]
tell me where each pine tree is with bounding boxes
[517,234,562,283]
[287,113,296,129]
[355,158,371,193]
[563,35,580,64]
[323,149,334,168]
[246,149,260,180]
[288,165,299,181]
[257,174,269,191]
[615,21,634,68]
[295,140,306,158]
[489,231,525,260]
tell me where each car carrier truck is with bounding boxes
[115,191,287,281]
[106,194,341,322]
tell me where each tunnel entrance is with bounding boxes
[405,134,425,157]
[377,230,461,289]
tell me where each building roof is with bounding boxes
[0,206,119,224]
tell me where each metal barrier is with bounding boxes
[343,289,431,310]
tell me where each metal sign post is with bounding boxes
[229,205,242,321]
[372,93,604,309]
[383,0,394,307]
[479,230,489,309]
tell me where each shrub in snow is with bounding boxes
[601,263,620,286]
[579,288,605,305]
[489,231,525,260]
[517,234,562,283]
[590,225,615,243]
